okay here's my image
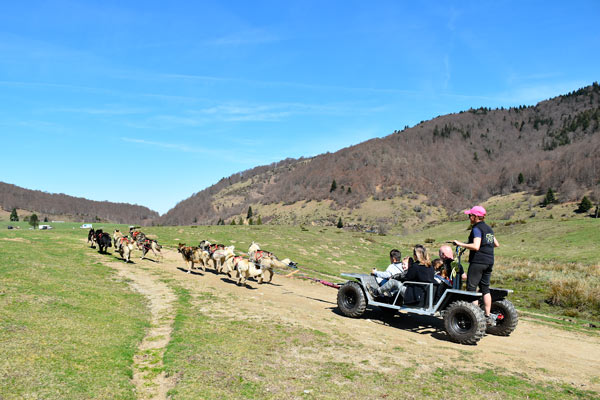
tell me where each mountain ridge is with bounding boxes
[157,83,600,227]
[0,181,159,225]
[3,83,599,228]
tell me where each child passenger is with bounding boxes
[432,258,451,286]
[370,249,406,287]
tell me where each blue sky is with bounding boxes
[1,1,599,214]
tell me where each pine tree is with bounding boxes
[336,217,343,228]
[347,187,351,194]
[577,196,592,213]
[238,217,243,225]
[230,219,236,225]
[543,188,556,206]
[9,208,18,222]
[29,213,39,229]
[518,173,524,185]
[247,206,253,219]
[330,179,337,192]
[257,215,262,225]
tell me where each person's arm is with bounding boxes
[372,269,391,279]
[494,237,500,248]
[453,227,482,250]
[372,263,398,279]
[454,236,481,251]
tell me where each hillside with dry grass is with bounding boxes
[158,83,600,227]
[0,182,159,225]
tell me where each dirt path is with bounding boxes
[95,252,176,400]
[108,246,600,395]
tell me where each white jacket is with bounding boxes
[373,262,405,281]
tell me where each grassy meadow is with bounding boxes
[0,191,598,399]
[0,221,148,399]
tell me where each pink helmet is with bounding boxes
[464,205,486,217]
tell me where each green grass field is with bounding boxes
[0,222,148,399]
[0,200,598,399]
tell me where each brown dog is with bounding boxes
[177,243,205,273]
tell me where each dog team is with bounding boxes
[177,240,290,286]
[87,226,162,263]
[87,227,287,286]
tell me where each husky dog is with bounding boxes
[115,236,135,263]
[235,258,268,286]
[177,243,205,273]
[139,238,163,262]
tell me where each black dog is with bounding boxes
[94,229,112,254]
[88,228,96,248]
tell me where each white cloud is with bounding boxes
[121,137,207,153]
[120,137,266,165]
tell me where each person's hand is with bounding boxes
[371,268,377,276]
[452,240,460,246]
[461,273,467,280]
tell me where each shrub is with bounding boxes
[548,279,600,315]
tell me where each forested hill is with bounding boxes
[158,83,600,227]
[0,182,159,225]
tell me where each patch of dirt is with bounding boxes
[151,249,600,392]
[92,251,177,400]
[92,243,600,396]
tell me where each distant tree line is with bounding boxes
[0,182,158,225]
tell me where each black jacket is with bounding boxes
[402,262,435,304]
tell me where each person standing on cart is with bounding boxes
[452,206,499,326]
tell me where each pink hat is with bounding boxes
[439,245,454,260]
[464,205,486,217]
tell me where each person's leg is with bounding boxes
[479,264,493,316]
[466,263,485,307]
[373,279,403,297]
[482,293,491,315]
